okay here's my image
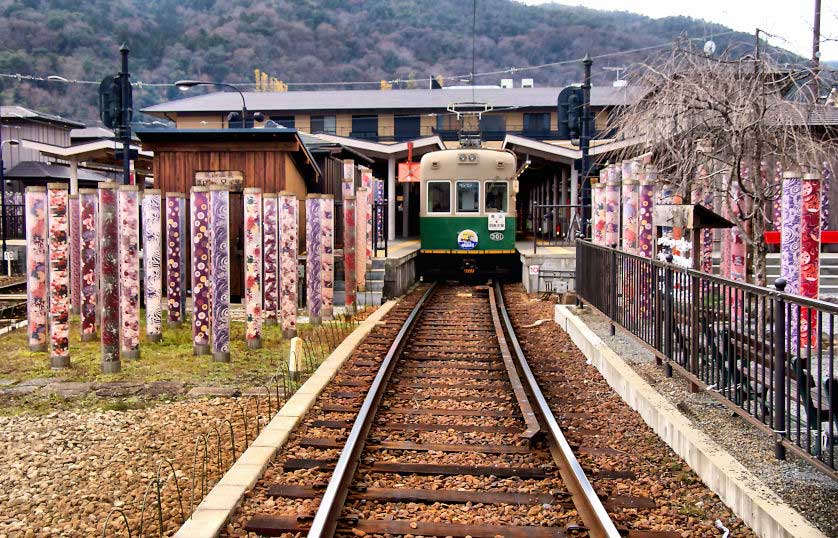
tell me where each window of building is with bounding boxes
[270,115,296,129]
[436,114,460,132]
[479,114,506,135]
[310,115,336,134]
[352,115,378,139]
[394,115,420,140]
[523,112,550,134]
[427,180,451,213]
[485,181,508,213]
[456,181,480,213]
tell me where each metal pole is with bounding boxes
[610,244,617,336]
[774,277,787,460]
[120,44,131,185]
[664,253,674,377]
[580,53,592,237]
[0,126,7,273]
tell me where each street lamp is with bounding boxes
[0,137,20,274]
[174,80,248,128]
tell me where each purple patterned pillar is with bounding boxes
[279,192,299,338]
[306,194,323,324]
[191,187,212,355]
[25,186,47,352]
[355,187,369,291]
[800,173,822,347]
[244,188,263,348]
[263,193,279,326]
[343,195,357,314]
[142,189,163,343]
[166,193,186,328]
[604,165,621,247]
[361,171,373,261]
[321,194,334,319]
[69,194,81,315]
[638,167,655,259]
[591,182,603,245]
[621,175,639,254]
[47,184,70,369]
[99,184,120,372]
[374,177,385,243]
[79,189,98,342]
[210,185,231,362]
[119,185,140,360]
[781,170,803,346]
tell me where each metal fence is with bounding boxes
[575,239,837,477]
[531,203,583,252]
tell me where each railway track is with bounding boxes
[243,283,625,538]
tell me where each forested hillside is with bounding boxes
[0,0,787,125]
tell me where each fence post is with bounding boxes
[532,201,538,255]
[773,277,787,460]
[664,253,674,377]
[689,270,700,392]
[610,244,617,336]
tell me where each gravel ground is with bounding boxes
[575,304,838,537]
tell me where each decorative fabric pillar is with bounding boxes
[191,187,212,355]
[306,194,323,324]
[822,163,831,231]
[343,195,357,313]
[374,177,385,244]
[604,165,621,247]
[361,169,373,261]
[279,192,299,338]
[142,190,163,343]
[342,159,355,198]
[356,187,369,291]
[592,182,605,245]
[25,186,48,352]
[69,194,81,315]
[719,173,732,279]
[621,167,639,254]
[263,193,279,326]
[99,184,120,372]
[729,170,747,284]
[781,170,803,346]
[244,188,263,348]
[79,189,97,342]
[772,162,783,231]
[321,194,334,319]
[210,186,231,362]
[637,167,655,259]
[118,185,140,359]
[47,184,70,368]
[166,193,186,328]
[800,173,822,348]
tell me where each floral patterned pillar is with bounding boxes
[166,193,186,328]
[47,184,70,369]
[342,159,355,198]
[142,189,163,343]
[361,169,374,260]
[822,163,831,231]
[99,184,120,372]
[800,172,822,347]
[306,194,323,324]
[604,165,621,247]
[210,185,231,362]
[118,185,141,360]
[355,187,369,291]
[374,176,385,244]
[69,194,81,315]
[263,193,279,326]
[781,170,803,346]
[637,168,655,259]
[343,194,357,314]
[244,188,263,348]
[25,186,48,352]
[592,182,604,245]
[321,194,335,319]
[79,189,98,342]
[621,176,639,254]
[191,187,212,356]
[279,192,299,338]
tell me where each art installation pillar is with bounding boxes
[342,160,355,198]
[781,170,803,347]
[822,163,831,231]
[604,164,621,247]
[279,192,299,338]
[306,194,323,324]
[166,193,186,328]
[79,189,98,342]
[99,183,120,373]
[47,184,70,369]
[243,188,263,348]
[69,194,81,315]
[729,172,747,284]
[356,187,369,291]
[191,186,212,356]
[25,186,47,352]
[210,185,231,362]
[637,166,655,259]
[362,170,374,260]
[263,193,279,326]
[343,194,357,314]
[719,173,732,279]
[591,181,605,245]
[621,162,639,254]
[119,185,141,359]
[772,162,783,231]
[142,189,163,343]
[374,176,385,243]
[321,194,335,319]
[800,172,822,348]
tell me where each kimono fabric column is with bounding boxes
[306,194,323,324]
[773,162,783,231]
[79,189,98,342]
[321,194,335,320]
[800,173,821,349]
[356,187,369,292]
[592,182,605,246]
[99,184,120,372]
[119,185,141,360]
[279,192,299,338]
[621,176,639,254]
[720,173,732,279]
[343,194,357,314]
[25,186,47,352]
[362,171,373,261]
[210,185,231,362]
[263,193,279,326]
[729,170,747,284]
[604,165,621,248]
[637,169,655,259]
[374,177,385,245]
[69,194,81,315]
[47,183,70,369]
[821,163,831,231]
[243,188,263,349]
[142,189,163,343]
[781,170,803,348]
[166,193,186,328]
[191,187,212,356]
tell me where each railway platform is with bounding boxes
[516,241,576,294]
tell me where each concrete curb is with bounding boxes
[553,305,826,538]
[173,301,399,538]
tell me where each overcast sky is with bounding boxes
[519,0,837,61]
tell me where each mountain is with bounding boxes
[0,0,794,126]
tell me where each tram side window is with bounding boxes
[427,181,451,213]
[485,181,508,213]
[456,181,480,213]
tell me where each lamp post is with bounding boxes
[0,136,20,274]
[174,80,248,128]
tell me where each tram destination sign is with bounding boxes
[195,170,244,191]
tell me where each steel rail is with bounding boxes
[306,282,437,538]
[493,282,621,538]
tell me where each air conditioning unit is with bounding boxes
[521,78,534,88]
[500,79,513,89]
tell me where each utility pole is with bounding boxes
[580,53,592,236]
[119,44,132,185]
[813,0,822,67]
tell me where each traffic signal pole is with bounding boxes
[580,54,592,237]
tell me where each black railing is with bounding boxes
[531,203,583,252]
[576,239,837,477]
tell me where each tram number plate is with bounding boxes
[489,232,504,241]
[487,213,505,231]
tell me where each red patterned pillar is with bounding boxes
[79,189,98,342]
[47,183,70,369]
[25,186,48,352]
[343,195,357,314]
[800,172,822,347]
[118,185,141,360]
[69,194,81,315]
[99,183,120,372]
